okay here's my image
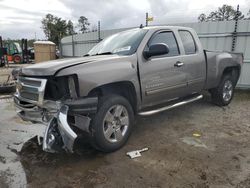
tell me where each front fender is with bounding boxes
[56,55,140,98]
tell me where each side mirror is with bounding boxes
[143,43,169,59]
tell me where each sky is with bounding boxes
[0,0,249,39]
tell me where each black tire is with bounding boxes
[13,55,22,63]
[210,74,236,106]
[90,94,134,152]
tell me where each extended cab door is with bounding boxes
[138,30,189,107]
[177,30,206,93]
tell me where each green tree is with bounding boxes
[198,13,207,22]
[54,18,68,45]
[41,14,55,40]
[27,39,35,47]
[41,14,71,45]
[67,20,76,35]
[198,5,244,22]
[78,16,90,33]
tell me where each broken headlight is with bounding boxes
[68,76,78,99]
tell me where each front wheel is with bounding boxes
[90,94,134,152]
[210,74,235,106]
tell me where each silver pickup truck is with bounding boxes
[14,26,243,153]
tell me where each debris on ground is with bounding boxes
[0,74,15,94]
[192,132,201,137]
[126,148,149,159]
[181,137,207,148]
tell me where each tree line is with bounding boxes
[198,5,250,22]
[41,14,96,45]
[42,5,250,45]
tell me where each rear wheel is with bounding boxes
[210,74,235,106]
[90,94,134,152]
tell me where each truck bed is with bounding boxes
[204,50,243,89]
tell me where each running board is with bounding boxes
[138,95,203,116]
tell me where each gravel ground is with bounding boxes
[0,91,250,188]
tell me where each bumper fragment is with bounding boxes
[43,105,77,153]
[14,96,56,124]
[57,105,77,153]
[43,117,63,153]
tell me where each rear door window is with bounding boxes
[148,31,180,57]
[179,30,196,55]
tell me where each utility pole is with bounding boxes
[72,34,75,57]
[0,36,3,66]
[231,4,239,52]
[146,12,148,27]
[98,21,101,41]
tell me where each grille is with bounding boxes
[19,77,42,87]
[20,91,39,101]
[16,77,47,105]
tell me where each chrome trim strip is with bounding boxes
[20,82,39,89]
[14,93,38,106]
[139,95,203,116]
[14,103,37,112]
[146,83,187,96]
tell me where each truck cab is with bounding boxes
[137,27,206,107]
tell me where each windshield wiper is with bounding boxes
[84,52,113,56]
[96,52,113,55]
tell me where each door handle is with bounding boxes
[174,61,184,67]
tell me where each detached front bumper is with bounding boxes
[43,105,77,153]
[42,97,98,153]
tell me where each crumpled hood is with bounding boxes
[21,55,122,76]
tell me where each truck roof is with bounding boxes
[141,25,193,31]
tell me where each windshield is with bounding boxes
[87,29,147,56]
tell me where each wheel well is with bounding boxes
[222,66,240,85]
[88,82,137,113]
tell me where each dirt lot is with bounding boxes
[0,64,28,83]
[0,90,250,188]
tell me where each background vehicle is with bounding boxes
[5,41,22,63]
[14,26,243,153]
[0,36,7,67]
[1,38,30,64]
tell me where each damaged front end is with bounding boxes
[14,75,98,153]
[43,98,97,153]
